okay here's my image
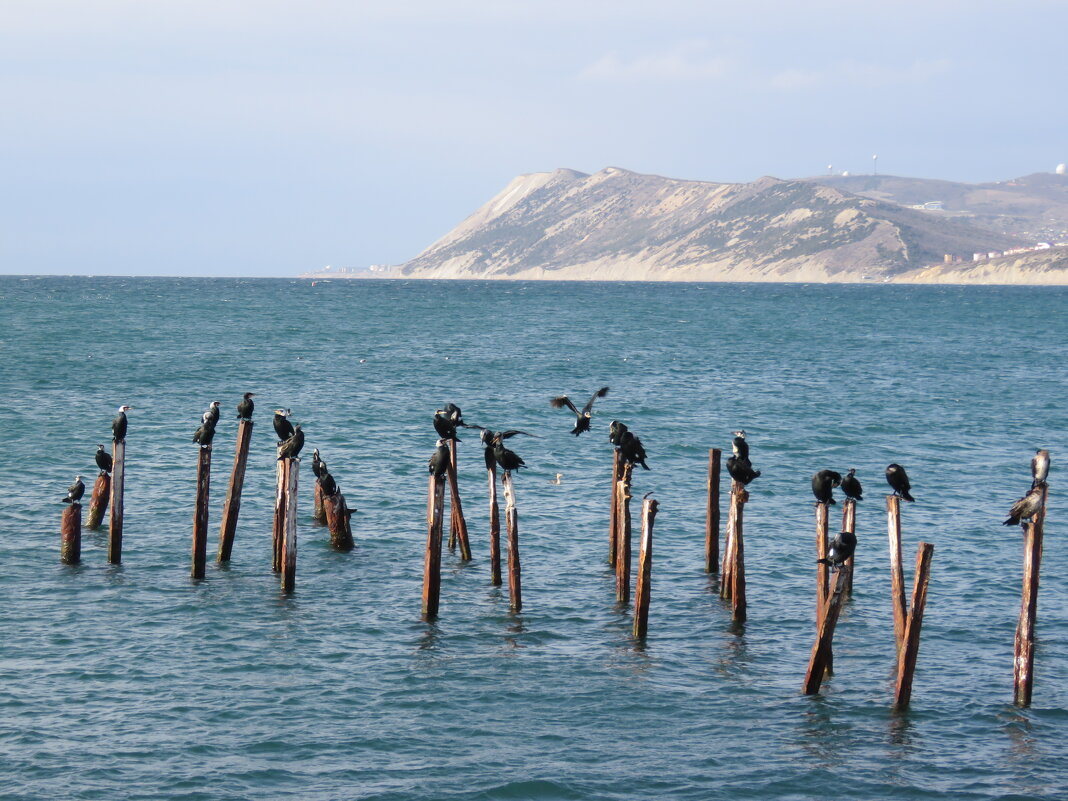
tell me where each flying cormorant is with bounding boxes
[278,425,305,460]
[811,470,843,504]
[95,444,113,474]
[726,455,761,485]
[428,439,450,478]
[619,430,650,470]
[817,531,857,570]
[1004,485,1045,527]
[493,440,526,473]
[63,475,85,504]
[550,386,609,435]
[608,420,629,447]
[1032,449,1050,489]
[311,449,324,479]
[273,409,295,443]
[841,468,863,501]
[237,392,255,421]
[112,405,132,442]
[731,430,749,460]
[319,471,338,497]
[885,463,915,502]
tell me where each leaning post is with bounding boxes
[802,566,852,695]
[894,542,935,709]
[218,419,253,562]
[445,440,472,561]
[86,472,110,530]
[633,496,659,639]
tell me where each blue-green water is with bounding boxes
[1,276,1066,800]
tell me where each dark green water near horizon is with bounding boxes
[0,276,1066,800]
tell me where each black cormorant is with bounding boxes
[731,430,749,460]
[619,430,650,470]
[550,386,609,435]
[311,449,324,479]
[1032,449,1050,489]
[493,440,526,473]
[811,470,843,504]
[608,420,629,447]
[726,455,761,485]
[319,471,338,497]
[112,405,132,442]
[428,439,450,478]
[278,425,305,460]
[192,416,217,447]
[818,531,857,570]
[1004,485,1045,527]
[885,463,915,502]
[95,444,113,474]
[841,468,863,501]
[273,409,294,443]
[63,475,85,504]
[237,392,255,421]
[433,410,461,442]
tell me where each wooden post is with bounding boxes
[107,440,125,564]
[191,445,211,579]
[608,449,621,566]
[446,441,472,561]
[218,419,253,562]
[841,499,856,595]
[86,472,110,530]
[705,448,721,574]
[60,503,82,565]
[1014,483,1049,707]
[615,462,634,604]
[886,495,908,651]
[633,497,659,639]
[815,502,830,609]
[802,566,852,695]
[721,481,742,599]
[323,492,355,551]
[731,487,748,623]
[422,474,447,618]
[502,471,522,613]
[272,451,285,573]
[488,464,502,586]
[313,481,327,525]
[281,458,298,593]
[894,542,935,709]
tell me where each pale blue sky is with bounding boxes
[2,1,1065,276]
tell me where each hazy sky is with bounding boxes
[3,1,1066,276]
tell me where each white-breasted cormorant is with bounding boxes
[273,409,294,443]
[841,468,863,501]
[811,470,843,504]
[278,425,305,460]
[817,531,857,570]
[726,455,760,485]
[95,444,113,474]
[1004,485,1045,527]
[63,475,85,504]
[237,393,255,421]
[619,430,650,470]
[429,439,450,478]
[311,449,324,479]
[550,386,609,436]
[112,405,132,442]
[1032,449,1050,489]
[731,430,749,460]
[202,401,221,426]
[885,463,914,502]
[608,420,629,447]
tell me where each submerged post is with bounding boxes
[1014,482,1049,707]
[217,419,253,562]
[615,462,634,604]
[107,440,125,564]
[705,448,721,574]
[323,491,355,551]
[802,566,852,695]
[191,445,212,579]
[502,471,522,613]
[281,458,299,593]
[841,499,856,595]
[86,472,110,530]
[886,495,908,651]
[272,450,285,573]
[731,486,749,623]
[608,449,621,566]
[422,473,447,618]
[446,441,472,560]
[487,462,502,586]
[633,497,659,639]
[894,542,935,709]
[60,503,82,565]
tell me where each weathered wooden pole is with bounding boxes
[107,440,125,564]
[815,502,830,609]
[86,472,110,530]
[1014,483,1049,707]
[705,448,721,574]
[60,503,82,565]
[802,566,852,695]
[446,440,472,561]
[615,462,634,604]
[422,473,447,619]
[502,471,522,613]
[280,458,299,593]
[323,491,355,551]
[271,450,285,573]
[720,481,743,599]
[191,445,212,579]
[894,542,934,709]
[217,419,253,562]
[886,495,908,651]
[608,449,621,566]
[731,487,748,623]
[313,481,327,525]
[633,497,659,639]
[841,499,856,595]
[487,463,502,586]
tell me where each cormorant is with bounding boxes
[278,425,305,460]
[885,463,915,502]
[319,471,338,497]
[841,468,863,501]
[237,392,255,421]
[726,455,761,485]
[731,430,749,460]
[193,414,217,447]
[550,386,609,435]
[95,444,113,474]
[433,410,461,442]
[619,430,650,470]
[202,401,221,426]
[428,439,450,478]
[493,440,526,473]
[1004,485,1045,527]
[608,420,629,447]
[1032,449,1050,489]
[817,531,857,570]
[112,405,132,442]
[63,475,85,504]
[811,470,843,504]
[273,409,295,443]
[311,449,324,479]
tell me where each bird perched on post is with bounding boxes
[95,444,113,474]
[817,531,857,571]
[479,428,534,469]
[277,425,305,460]
[202,401,221,426]
[112,405,132,442]
[273,409,294,444]
[433,404,472,442]
[63,476,85,504]
[608,420,629,447]
[311,449,324,479]
[192,414,217,447]
[1004,485,1045,528]
[1031,449,1050,489]
[319,470,338,497]
[619,430,650,470]
[885,463,915,501]
[811,470,843,504]
[428,439,450,478]
[731,430,749,460]
[841,468,863,501]
[726,455,761,485]
[550,386,609,436]
[237,392,255,421]
[493,438,526,473]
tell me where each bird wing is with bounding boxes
[581,386,609,415]
[499,429,538,439]
[550,395,579,414]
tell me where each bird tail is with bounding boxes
[640,460,650,470]
[1003,516,1019,526]
[816,558,830,565]
[753,470,762,479]
[901,490,915,502]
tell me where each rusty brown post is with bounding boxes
[886,495,908,651]
[502,471,522,613]
[894,542,935,709]
[217,419,253,562]
[633,497,659,639]
[422,473,447,618]
[281,458,298,593]
[1014,483,1049,707]
[191,445,211,579]
[323,492,355,551]
[731,487,748,623]
[446,440,472,561]
[272,449,285,572]
[705,448,721,574]
[107,439,125,564]
[615,462,634,604]
[802,566,852,695]
[815,502,830,609]
[313,481,327,525]
[721,481,743,599]
[60,503,82,564]
[841,499,856,595]
[488,463,502,586]
[608,449,621,566]
[86,472,110,530]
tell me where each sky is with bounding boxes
[2,1,1066,276]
